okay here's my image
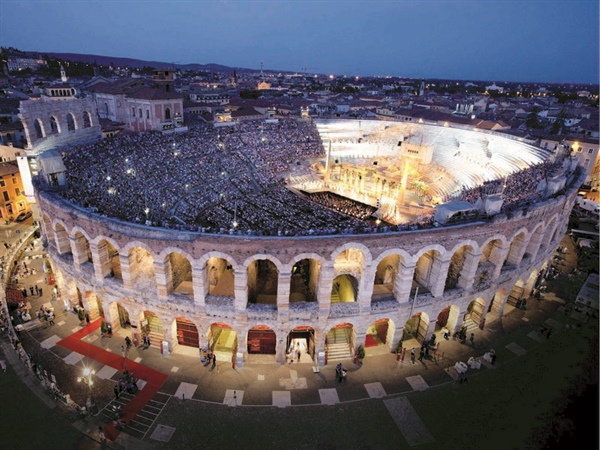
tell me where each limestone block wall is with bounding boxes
[36,182,579,363]
[18,98,102,152]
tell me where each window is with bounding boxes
[2,191,9,202]
[14,188,20,196]
[139,108,142,118]
[146,110,150,119]
[589,149,594,153]
[0,180,5,187]
[132,107,136,116]
[11,178,16,184]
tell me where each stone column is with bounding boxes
[277,270,291,323]
[120,254,133,291]
[429,255,450,297]
[55,227,71,255]
[90,241,110,283]
[395,260,415,304]
[506,234,527,266]
[357,264,376,313]
[317,262,334,319]
[233,268,248,313]
[70,234,88,271]
[154,260,169,300]
[491,243,510,281]
[457,249,481,290]
[192,263,206,311]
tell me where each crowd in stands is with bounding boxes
[451,160,563,211]
[57,118,563,236]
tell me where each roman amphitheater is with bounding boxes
[34,117,583,366]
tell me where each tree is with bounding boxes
[525,107,542,129]
[549,109,567,135]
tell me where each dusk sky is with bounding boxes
[1,0,598,84]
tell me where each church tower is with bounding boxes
[60,64,68,82]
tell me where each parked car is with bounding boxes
[15,211,32,222]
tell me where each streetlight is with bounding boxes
[78,366,96,413]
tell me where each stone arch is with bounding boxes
[505,228,528,267]
[72,230,93,266]
[49,115,60,134]
[53,221,72,255]
[95,237,122,280]
[34,118,45,139]
[464,297,486,329]
[208,322,238,362]
[83,111,92,128]
[330,274,358,302]
[247,256,281,305]
[164,251,193,295]
[325,322,356,364]
[332,242,372,269]
[489,288,506,315]
[83,291,104,321]
[247,325,276,355]
[66,112,76,131]
[525,269,540,297]
[413,248,443,294]
[288,256,321,303]
[435,304,460,335]
[174,317,200,348]
[445,244,475,291]
[286,326,316,360]
[525,223,545,262]
[200,253,236,297]
[365,318,396,352]
[127,245,156,290]
[507,278,526,309]
[41,214,54,244]
[539,217,558,257]
[139,310,163,347]
[372,253,401,302]
[402,311,430,344]
[477,236,507,281]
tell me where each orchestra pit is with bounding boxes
[35,117,582,365]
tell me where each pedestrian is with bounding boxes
[39,287,43,296]
[85,312,90,324]
[22,289,27,298]
[469,333,475,345]
[3,242,8,249]
[125,380,133,394]
[114,384,120,399]
[212,353,217,369]
[29,287,34,296]
[296,348,301,363]
[125,336,132,349]
[146,335,151,347]
[0,359,6,372]
[132,375,139,391]
[410,348,416,364]
[98,426,106,443]
[121,345,126,358]
[35,285,39,295]
[418,348,425,362]
[23,262,27,270]
[48,312,55,325]
[336,362,342,381]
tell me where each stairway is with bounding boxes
[326,327,353,362]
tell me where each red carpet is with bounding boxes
[364,333,378,348]
[57,319,168,442]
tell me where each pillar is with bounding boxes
[357,264,376,313]
[154,260,169,300]
[457,248,481,290]
[233,268,248,313]
[394,260,415,304]
[277,270,291,323]
[317,263,334,319]
[90,241,110,283]
[192,263,206,310]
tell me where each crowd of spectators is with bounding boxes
[57,118,563,236]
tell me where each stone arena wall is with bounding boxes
[36,185,578,364]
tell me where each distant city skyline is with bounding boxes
[1,0,598,84]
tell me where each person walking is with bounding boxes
[47,312,55,325]
[114,384,120,399]
[212,353,217,369]
[410,348,416,364]
[418,347,425,362]
[296,348,301,363]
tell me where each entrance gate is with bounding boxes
[176,318,199,348]
[247,326,276,354]
[286,326,315,359]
